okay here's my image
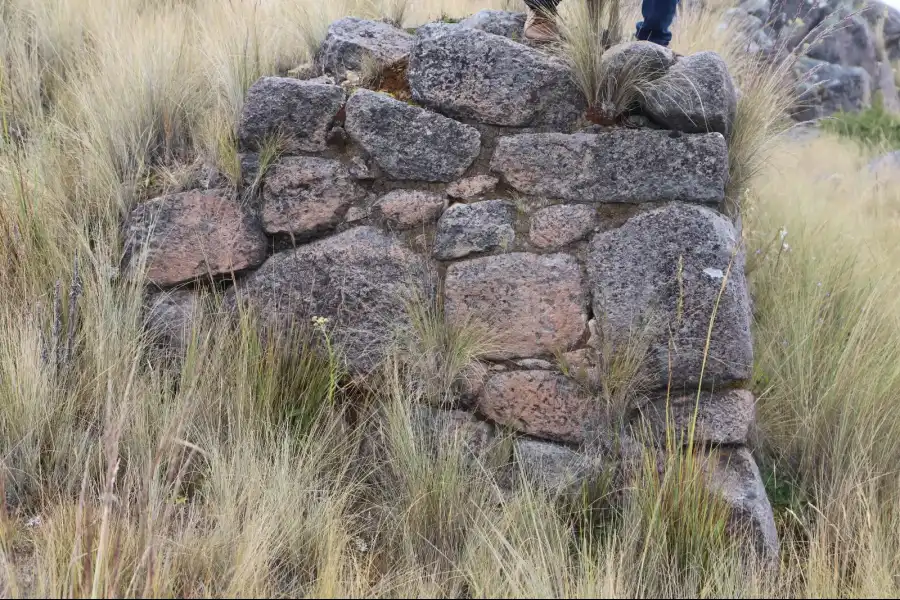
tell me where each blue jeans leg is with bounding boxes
[635,0,679,46]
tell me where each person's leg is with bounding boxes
[523,0,562,41]
[635,0,679,46]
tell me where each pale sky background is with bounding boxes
[883,0,900,10]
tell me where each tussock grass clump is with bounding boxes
[821,104,900,149]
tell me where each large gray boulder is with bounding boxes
[144,289,200,358]
[491,130,728,204]
[459,9,526,39]
[444,252,588,360]
[641,52,738,137]
[261,157,365,238]
[704,446,780,563]
[317,17,414,77]
[738,0,771,20]
[344,89,481,182]
[411,405,498,459]
[793,57,872,120]
[123,190,267,287]
[433,200,515,259]
[408,23,586,129]
[807,13,878,83]
[587,203,753,390]
[631,389,756,447]
[238,77,344,152]
[230,226,437,372]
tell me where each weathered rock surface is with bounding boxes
[261,157,365,237]
[345,89,481,181]
[317,17,414,77]
[515,438,605,495]
[807,13,878,81]
[231,226,436,372]
[372,189,446,229]
[642,52,738,137]
[600,41,675,82]
[445,253,588,360]
[238,77,344,152]
[479,370,596,443]
[124,190,267,287]
[447,175,499,200]
[529,204,597,250]
[632,389,756,446]
[492,130,728,204]
[408,23,585,128]
[459,9,526,39]
[588,203,753,389]
[433,200,515,259]
[739,0,771,21]
[704,446,780,563]
[144,289,200,357]
[793,57,872,120]
[412,405,498,457]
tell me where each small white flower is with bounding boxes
[779,227,788,240]
[782,243,791,252]
[26,516,42,528]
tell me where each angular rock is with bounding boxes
[738,0,770,20]
[231,227,436,372]
[408,23,585,128]
[641,52,738,137]
[600,41,675,82]
[124,190,267,287]
[445,252,588,360]
[807,13,878,82]
[238,77,344,153]
[411,405,498,458]
[793,58,872,120]
[479,370,596,443]
[447,175,499,200]
[492,130,727,204]
[587,203,753,389]
[704,446,780,563]
[262,157,365,237]
[344,89,481,182]
[529,204,597,250]
[372,189,446,229]
[632,389,756,447]
[515,438,607,495]
[459,9,526,39]
[144,289,200,357]
[317,17,414,78]
[433,200,515,259]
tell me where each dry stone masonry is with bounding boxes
[124,13,778,562]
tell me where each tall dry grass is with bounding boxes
[2,0,900,597]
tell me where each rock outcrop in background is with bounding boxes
[125,15,778,561]
[725,0,900,118]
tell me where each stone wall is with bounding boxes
[124,13,778,561]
